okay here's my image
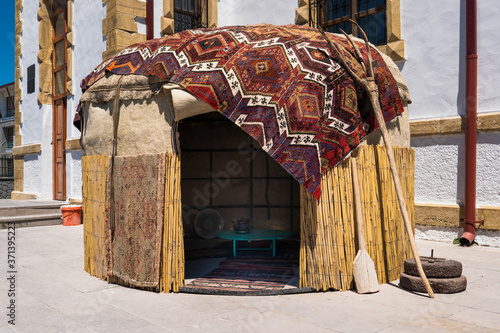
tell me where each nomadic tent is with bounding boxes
[78,24,414,293]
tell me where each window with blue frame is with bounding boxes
[320,0,387,46]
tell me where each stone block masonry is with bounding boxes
[0,180,14,199]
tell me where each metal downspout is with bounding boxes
[146,0,154,40]
[460,0,483,246]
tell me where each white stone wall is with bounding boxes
[401,0,500,119]
[19,0,48,199]
[71,0,107,139]
[218,0,296,27]
[19,0,42,145]
[17,0,499,211]
[400,0,500,208]
[19,0,106,200]
[66,0,107,200]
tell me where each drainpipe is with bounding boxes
[146,0,154,40]
[460,0,483,246]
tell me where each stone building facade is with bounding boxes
[293,0,500,244]
[13,0,217,201]
[0,82,15,199]
[13,0,500,244]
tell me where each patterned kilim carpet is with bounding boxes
[182,256,301,295]
[79,24,405,200]
[106,153,166,290]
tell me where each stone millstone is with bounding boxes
[404,257,462,278]
[399,272,467,294]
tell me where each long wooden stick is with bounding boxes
[319,24,434,298]
[351,158,365,251]
[367,86,434,298]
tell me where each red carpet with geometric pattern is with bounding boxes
[80,24,404,199]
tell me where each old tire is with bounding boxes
[399,272,467,294]
[404,258,462,278]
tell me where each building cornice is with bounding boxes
[410,112,500,137]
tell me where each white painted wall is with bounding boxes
[71,0,107,139]
[67,0,107,200]
[400,0,500,120]
[411,134,500,206]
[19,0,42,145]
[19,0,106,200]
[19,0,48,199]
[218,0,296,27]
[17,0,499,210]
[476,1,500,113]
[401,0,500,208]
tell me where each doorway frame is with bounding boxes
[51,0,68,200]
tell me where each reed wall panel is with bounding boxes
[83,153,185,293]
[82,154,110,281]
[300,145,415,291]
[161,153,185,292]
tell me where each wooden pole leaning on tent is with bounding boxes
[319,22,434,298]
[352,157,380,293]
[109,76,124,238]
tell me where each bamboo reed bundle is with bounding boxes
[299,145,415,291]
[356,147,384,282]
[337,160,356,289]
[161,153,184,293]
[375,146,416,282]
[82,154,110,281]
[83,152,185,291]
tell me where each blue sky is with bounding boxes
[0,1,15,86]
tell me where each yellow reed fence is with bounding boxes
[160,153,185,293]
[82,154,110,281]
[300,145,415,291]
[83,153,185,293]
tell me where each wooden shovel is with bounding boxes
[352,157,380,294]
[319,22,435,298]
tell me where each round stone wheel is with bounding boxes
[399,272,467,294]
[404,257,462,278]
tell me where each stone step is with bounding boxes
[0,214,62,229]
[0,200,67,228]
[0,204,64,218]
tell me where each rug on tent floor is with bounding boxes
[181,256,310,295]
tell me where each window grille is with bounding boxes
[0,154,13,177]
[310,0,387,46]
[174,0,208,33]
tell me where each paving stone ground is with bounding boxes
[0,224,499,332]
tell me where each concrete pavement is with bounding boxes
[1,224,499,332]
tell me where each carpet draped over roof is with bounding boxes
[79,24,405,199]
